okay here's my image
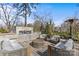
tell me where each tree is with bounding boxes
[0,4,19,32]
[13,3,37,26]
[45,19,53,37]
[33,14,46,33]
[33,20,41,32]
[33,14,54,35]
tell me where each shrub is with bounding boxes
[0,28,8,33]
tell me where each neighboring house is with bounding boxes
[60,18,79,33]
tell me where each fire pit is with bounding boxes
[31,39,45,48]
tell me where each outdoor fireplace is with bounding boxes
[19,30,31,34]
[16,27,33,35]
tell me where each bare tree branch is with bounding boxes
[1,4,8,25]
[0,4,19,32]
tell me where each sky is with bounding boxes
[0,3,79,27]
[29,3,79,26]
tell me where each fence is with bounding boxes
[0,47,32,56]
